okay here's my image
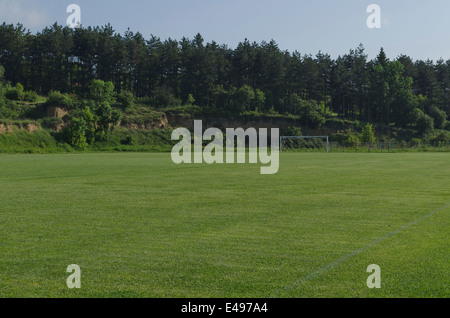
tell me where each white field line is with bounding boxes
[272,202,450,297]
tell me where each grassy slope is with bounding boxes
[0,153,448,298]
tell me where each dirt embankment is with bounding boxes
[0,122,41,134]
[24,123,41,133]
[0,124,14,133]
[44,105,69,132]
[46,106,69,118]
[42,105,332,135]
[121,113,169,130]
[165,112,195,129]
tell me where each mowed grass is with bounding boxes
[0,152,449,298]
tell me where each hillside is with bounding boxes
[1,22,450,152]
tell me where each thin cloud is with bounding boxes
[0,0,49,29]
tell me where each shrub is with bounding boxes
[330,132,348,145]
[185,94,196,106]
[5,86,24,101]
[429,131,450,144]
[65,117,88,150]
[117,90,135,108]
[24,91,38,102]
[41,117,64,129]
[283,126,302,136]
[121,136,135,146]
[0,129,58,153]
[150,86,181,108]
[89,80,116,104]
[412,108,434,136]
[428,106,447,130]
[361,123,376,143]
[332,129,361,147]
[0,100,19,119]
[344,133,360,147]
[306,111,326,128]
[135,95,152,106]
[47,91,73,108]
[410,138,422,146]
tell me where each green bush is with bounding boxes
[121,106,166,126]
[117,90,135,108]
[110,127,173,147]
[89,80,116,104]
[428,106,447,130]
[121,136,135,145]
[344,133,360,147]
[331,129,361,147]
[5,85,24,101]
[0,129,59,153]
[412,108,434,136]
[0,100,19,119]
[149,86,181,108]
[283,126,302,136]
[41,117,64,129]
[330,132,348,145]
[410,138,422,146]
[429,131,450,144]
[24,91,38,102]
[46,91,73,108]
[361,123,376,143]
[307,111,326,128]
[65,117,88,150]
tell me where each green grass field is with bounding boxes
[0,152,449,298]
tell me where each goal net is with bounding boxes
[280,136,329,152]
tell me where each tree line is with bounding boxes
[0,22,449,138]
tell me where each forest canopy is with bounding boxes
[0,22,449,141]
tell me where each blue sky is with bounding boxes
[1,0,449,61]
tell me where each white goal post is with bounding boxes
[280,136,330,153]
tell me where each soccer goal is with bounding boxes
[280,136,330,152]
